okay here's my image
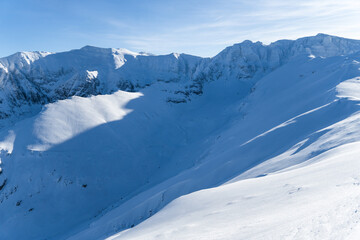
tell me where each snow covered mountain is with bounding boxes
[0,33,359,125]
[1,34,360,240]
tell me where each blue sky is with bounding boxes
[1,0,360,57]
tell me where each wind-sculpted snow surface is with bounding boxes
[1,34,360,240]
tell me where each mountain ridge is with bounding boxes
[2,34,360,240]
[1,33,359,127]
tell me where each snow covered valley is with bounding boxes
[1,34,360,239]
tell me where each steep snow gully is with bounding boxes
[1,34,360,239]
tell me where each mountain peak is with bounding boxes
[113,48,146,57]
[0,51,52,70]
[79,45,113,54]
[315,33,331,37]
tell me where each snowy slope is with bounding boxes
[1,34,360,240]
[108,142,360,240]
[104,59,360,240]
[69,48,360,240]
[0,46,202,126]
[0,33,359,125]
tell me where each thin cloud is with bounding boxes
[115,0,360,56]
[61,0,359,57]
[5,0,358,58]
